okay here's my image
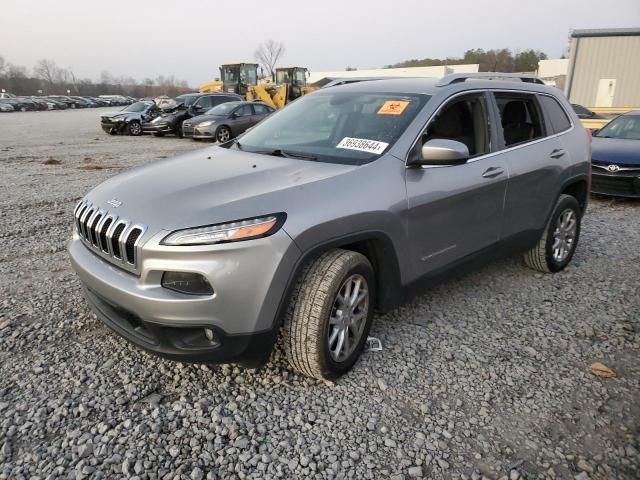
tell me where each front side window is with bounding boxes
[237,91,430,165]
[595,115,640,140]
[539,95,571,134]
[253,104,273,115]
[419,93,491,158]
[494,93,545,147]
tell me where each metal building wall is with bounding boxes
[565,35,640,107]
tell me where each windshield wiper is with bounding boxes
[252,149,318,161]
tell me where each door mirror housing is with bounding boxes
[412,139,470,166]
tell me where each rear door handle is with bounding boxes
[550,148,566,159]
[482,166,505,178]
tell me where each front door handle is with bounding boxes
[550,148,566,159]
[482,166,505,178]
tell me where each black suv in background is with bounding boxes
[143,93,243,137]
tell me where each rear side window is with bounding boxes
[494,93,545,147]
[539,95,572,134]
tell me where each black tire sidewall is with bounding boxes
[321,262,376,378]
[544,196,581,272]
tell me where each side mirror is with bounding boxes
[413,139,469,166]
[230,112,238,119]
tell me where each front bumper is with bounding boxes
[68,229,301,365]
[143,122,173,133]
[591,170,640,198]
[101,121,125,134]
[193,125,216,140]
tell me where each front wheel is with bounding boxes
[215,126,232,143]
[127,121,142,136]
[524,194,581,273]
[282,249,375,380]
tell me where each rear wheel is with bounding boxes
[127,121,142,136]
[216,126,232,143]
[282,249,375,380]
[524,194,581,273]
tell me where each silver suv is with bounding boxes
[69,73,591,380]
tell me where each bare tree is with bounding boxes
[254,40,285,81]
[34,59,58,87]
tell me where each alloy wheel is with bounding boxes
[217,128,230,142]
[552,208,577,263]
[327,274,369,362]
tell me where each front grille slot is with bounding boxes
[73,200,147,273]
[99,218,113,252]
[111,223,126,259]
[90,214,102,246]
[125,228,142,264]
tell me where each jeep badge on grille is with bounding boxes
[107,198,122,208]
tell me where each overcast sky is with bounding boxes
[1,0,639,86]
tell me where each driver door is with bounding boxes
[405,92,508,279]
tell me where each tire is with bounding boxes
[127,121,142,136]
[282,249,375,380]
[108,129,118,136]
[215,126,232,143]
[175,121,183,139]
[20,106,27,112]
[524,194,581,273]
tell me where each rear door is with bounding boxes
[491,91,566,238]
[405,91,509,277]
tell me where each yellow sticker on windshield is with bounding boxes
[378,100,410,115]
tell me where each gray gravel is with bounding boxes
[1,108,639,479]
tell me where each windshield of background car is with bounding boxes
[205,103,238,116]
[595,115,640,140]
[175,95,198,106]
[236,91,430,165]
[123,102,149,113]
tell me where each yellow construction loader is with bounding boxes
[219,63,316,109]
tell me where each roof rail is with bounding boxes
[436,72,545,87]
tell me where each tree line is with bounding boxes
[385,48,551,73]
[0,56,193,97]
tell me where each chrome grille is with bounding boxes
[74,200,147,273]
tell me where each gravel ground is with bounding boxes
[0,108,639,480]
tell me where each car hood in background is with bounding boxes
[185,114,225,125]
[591,137,640,165]
[83,147,357,234]
[101,111,139,120]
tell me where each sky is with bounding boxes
[1,0,639,87]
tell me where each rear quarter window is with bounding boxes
[539,95,572,134]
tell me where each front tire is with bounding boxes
[127,121,142,136]
[282,249,375,380]
[524,194,581,273]
[215,126,232,143]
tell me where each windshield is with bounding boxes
[123,101,149,113]
[237,90,430,165]
[240,65,257,85]
[205,103,239,116]
[595,115,640,140]
[175,95,198,106]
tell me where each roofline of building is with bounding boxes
[571,27,640,38]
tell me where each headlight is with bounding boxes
[198,121,214,127]
[161,213,286,246]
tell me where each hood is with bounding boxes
[101,111,138,120]
[185,114,223,125]
[591,137,640,165]
[84,147,357,235]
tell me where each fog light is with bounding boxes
[161,272,213,296]
[204,328,216,342]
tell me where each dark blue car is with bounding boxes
[591,111,640,198]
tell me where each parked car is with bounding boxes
[590,111,640,197]
[0,103,14,112]
[182,101,274,141]
[0,98,36,112]
[101,101,161,136]
[44,97,68,110]
[571,104,605,120]
[68,74,590,380]
[143,93,243,137]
